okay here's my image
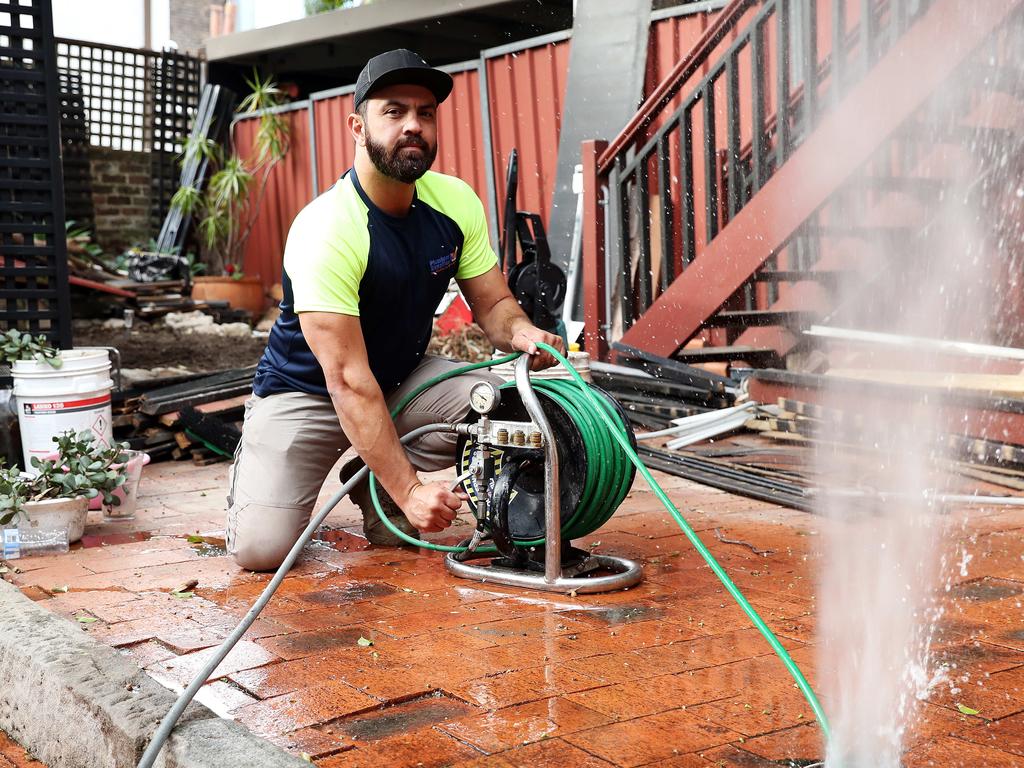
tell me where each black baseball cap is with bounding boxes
[354,49,453,108]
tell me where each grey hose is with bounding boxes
[137,422,457,768]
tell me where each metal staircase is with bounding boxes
[580,0,1024,368]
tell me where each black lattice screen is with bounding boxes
[0,0,72,347]
[149,48,201,234]
[55,38,149,151]
[55,38,201,240]
[58,69,93,232]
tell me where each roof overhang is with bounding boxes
[206,0,572,77]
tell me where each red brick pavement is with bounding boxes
[0,733,46,768]
[3,455,1023,767]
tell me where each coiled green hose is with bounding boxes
[369,359,634,550]
[368,345,831,740]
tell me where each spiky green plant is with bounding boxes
[170,70,290,277]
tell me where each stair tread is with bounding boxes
[705,310,818,328]
[803,225,915,238]
[754,270,848,284]
[673,345,778,363]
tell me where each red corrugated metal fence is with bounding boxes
[234,6,724,293]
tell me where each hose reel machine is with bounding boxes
[444,355,643,593]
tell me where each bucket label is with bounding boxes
[17,392,113,472]
[22,394,111,415]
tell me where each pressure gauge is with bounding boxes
[469,380,501,414]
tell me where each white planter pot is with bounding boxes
[22,496,89,544]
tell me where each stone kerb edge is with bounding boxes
[0,579,307,768]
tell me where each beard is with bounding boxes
[365,130,437,184]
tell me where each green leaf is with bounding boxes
[170,184,203,215]
[957,704,980,716]
[187,535,205,544]
[77,616,99,624]
[171,591,193,599]
[356,636,374,647]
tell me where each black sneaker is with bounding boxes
[339,458,421,546]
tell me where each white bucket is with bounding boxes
[12,348,113,473]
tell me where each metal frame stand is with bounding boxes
[445,356,643,594]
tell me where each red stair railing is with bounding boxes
[581,0,1020,362]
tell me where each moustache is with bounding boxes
[397,138,429,151]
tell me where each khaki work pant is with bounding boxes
[226,355,502,571]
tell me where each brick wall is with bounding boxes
[170,0,213,56]
[89,148,153,254]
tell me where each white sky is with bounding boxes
[236,0,305,32]
[51,0,309,48]
[52,0,172,50]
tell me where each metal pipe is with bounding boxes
[807,487,1024,507]
[664,409,764,449]
[445,553,642,594]
[636,448,812,511]
[308,100,319,198]
[805,324,1024,361]
[636,401,760,441]
[477,52,500,252]
[514,355,561,583]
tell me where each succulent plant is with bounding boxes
[0,464,27,526]
[0,430,129,525]
[1,328,62,369]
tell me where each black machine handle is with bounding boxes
[500,149,519,274]
[496,148,567,338]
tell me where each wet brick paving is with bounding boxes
[3,453,1023,767]
[0,732,46,768]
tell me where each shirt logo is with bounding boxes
[429,245,458,275]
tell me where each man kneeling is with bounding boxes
[226,49,562,571]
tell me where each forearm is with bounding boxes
[476,294,532,351]
[326,373,419,503]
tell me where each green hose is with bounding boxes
[367,345,831,739]
[369,358,634,551]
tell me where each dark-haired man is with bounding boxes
[227,49,563,571]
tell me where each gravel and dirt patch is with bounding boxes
[74,320,268,373]
[73,318,494,376]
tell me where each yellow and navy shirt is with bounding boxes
[253,169,497,398]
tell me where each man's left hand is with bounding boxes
[510,325,565,371]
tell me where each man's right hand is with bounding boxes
[401,481,463,532]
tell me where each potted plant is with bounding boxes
[0,430,129,544]
[1,328,62,370]
[171,70,291,317]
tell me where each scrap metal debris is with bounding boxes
[713,528,775,557]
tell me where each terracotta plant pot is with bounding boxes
[22,496,89,544]
[191,275,266,316]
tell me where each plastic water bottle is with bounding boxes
[2,527,69,559]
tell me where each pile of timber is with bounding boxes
[593,344,739,432]
[744,395,1024,492]
[69,263,247,320]
[615,361,1024,511]
[636,441,814,511]
[113,367,253,465]
[67,235,248,320]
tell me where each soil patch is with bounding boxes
[73,319,491,376]
[74,321,267,372]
